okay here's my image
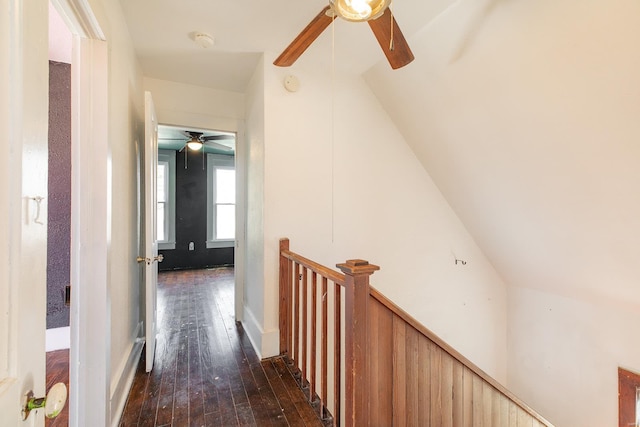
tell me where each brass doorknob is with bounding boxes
[137,254,164,264]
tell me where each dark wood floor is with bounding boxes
[45,268,323,427]
[120,267,324,427]
[46,349,70,427]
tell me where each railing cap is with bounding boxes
[336,259,380,276]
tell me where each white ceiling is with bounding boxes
[119,0,455,91]
[120,0,640,310]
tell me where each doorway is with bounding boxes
[156,124,237,272]
[45,3,73,425]
[48,0,110,425]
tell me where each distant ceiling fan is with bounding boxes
[161,130,234,152]
[274,0,414,70]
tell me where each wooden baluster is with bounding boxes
[294,262,301,365]
[337,259,380,427]
[287,260,295,360]
[279,238,290,355]
[311,271,318,403]
[334,283,341,427]
[302,268,308,383]
[321,276,328,418]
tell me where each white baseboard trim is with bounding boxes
[110,322,144,427]
[242,305,263,359]
[241,305,280,360]
[261,328,280,359]
[46,326,70,351]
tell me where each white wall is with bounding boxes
[143,77,245,131]
[138,56,546,401]
[256,58,510,380]
[362,1,640,424]
[85,0,144,422]
[508,287,640,427]
[243,59,269,356]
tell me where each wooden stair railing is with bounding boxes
[279,238,555,427]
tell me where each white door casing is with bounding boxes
[0,0,49,425]
[49,0,109,425]
[69,36,110,427]
[143,91,159,373]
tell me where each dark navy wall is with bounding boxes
[158,150,234,271]
[47,61,71,329]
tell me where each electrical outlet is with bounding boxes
[189,241,194,251]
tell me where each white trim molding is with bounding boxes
[69,35,110,427]
[241,305,279,360]
[109,322,144,427]
[46,327,71,351]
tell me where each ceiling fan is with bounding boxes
[274,0,414,70]
[160,130,234,152]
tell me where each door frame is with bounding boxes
[143,91,159,373]
[50,0,109,425]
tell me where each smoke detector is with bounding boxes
[192,32,215,48]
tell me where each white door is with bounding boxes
[143,91,160,372]
[0,0,49,424]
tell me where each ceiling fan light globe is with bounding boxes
[347,0,372,18]
[330,0,390,22]
[187,141,203,151]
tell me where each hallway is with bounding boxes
[119,267,323,426]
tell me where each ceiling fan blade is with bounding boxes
[202,135,234,142]
[274,6,335,67]
[368,8,414,70]
[204,141,233,151]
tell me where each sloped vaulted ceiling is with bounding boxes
[364,0,640,309]
[120,0,639,309]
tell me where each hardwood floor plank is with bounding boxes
[262,359,307,427]
[249,360,289,426]
[155,332,179,425]
[188,326,206,424]
[118,267,324,427]
[120,355,149,426]
[45,349,70,427]
[236,401,258,426]
[273,358,324,426]
[204,411,223,427]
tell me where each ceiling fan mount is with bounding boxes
[274,0,414,70]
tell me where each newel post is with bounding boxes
[279,238,290,355]
[337,259,380,427]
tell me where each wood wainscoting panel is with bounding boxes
[368,288,554,427]
[619,367,640,427]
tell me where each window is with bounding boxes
[157,150,176,249]
[207,154,235,248]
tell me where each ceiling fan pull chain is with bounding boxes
[389,5,395,51]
